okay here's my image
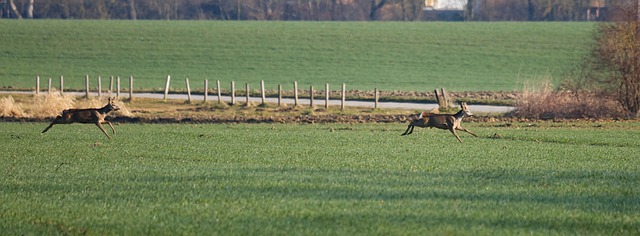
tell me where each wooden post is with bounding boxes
[341,83,346,111]
[164,75,171,101]
[440,88,449,108]
[374,88,379,109]
[35,76,40,95]
[260,80,266,106]
[186,78,192,103]
[216,80,222,104]
[434,89,442,107]
[325,83,329,109]
[230,81,235,105]
[85,75,90,98]
[116,76,121,97]
[97,76,102,97]
[204,79,208,103]
[59,76,64,94]
[278,84,282,107]
[129,76,134,100]
[60,75,64,95]
[108,76,113,97]
[245,82,250,107]
[310,85,315,109]
[294,81,299,107]
[47,78,52,94]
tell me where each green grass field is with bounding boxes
[0,21,593,92]
[1,122,638,235]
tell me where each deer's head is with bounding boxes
[107,97,121,111]
[461,102,473,117]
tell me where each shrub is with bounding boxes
[509,82,623,119]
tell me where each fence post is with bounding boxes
[440,88,449,108]
[59,76,64,94]
[164,75,171,101]
[341,83,346,111]
[434,89,442,107]
[374,88,379,109]
[294,81,299,107]
[97,76,102,97]
[129,76,134,100]
[116,76,121,97]
[310,85,315,109]
[217,80,222,104]
[108,76,113,97]
[245,82,250,107]
[35,76,40,95]
[278,84,282,107]
[48,78,52,94]
[230,81,235,105]
[186,78,192,103]
[325,83,329,109]
[260,80,266,106]
[204,79,208,103]
[85,75,90,98]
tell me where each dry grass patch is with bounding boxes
[510,82,623,119]
[0,91,130,118]
[0,96,26,117]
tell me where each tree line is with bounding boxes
[0,0,625,21]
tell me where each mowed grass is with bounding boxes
[1,122,639,235]
[0,20,593,92]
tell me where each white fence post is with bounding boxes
[341,83,346,111]
[85,75,90,98]
[164,75,171,101]
[204,79,208,103]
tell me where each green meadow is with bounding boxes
[0,21,593,92]
[1,122,638,235]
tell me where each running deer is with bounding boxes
[401,102,478,143]
[42,97,121,139]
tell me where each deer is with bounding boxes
[42,97,121,139]
[401,102,478,143]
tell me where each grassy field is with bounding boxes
[1,122,638,235]
[0,20,593,92]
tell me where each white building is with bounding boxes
[424,0,466,11]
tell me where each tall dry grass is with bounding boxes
[30,91,77,118]
[0,96,26,117]
[510,81,623,119]
[0,90,129,118]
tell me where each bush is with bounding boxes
[509,82,624,119]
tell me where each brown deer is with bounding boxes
[401,102,478,143]
[42,97,121,139]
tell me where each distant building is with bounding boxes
[424,0,466,11]
[423,0,466,21]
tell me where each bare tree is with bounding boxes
[369,0,386,20]
[591,0,640,117]
[9,0,22,19]
[129,0,137,20]
[27,0,33,18]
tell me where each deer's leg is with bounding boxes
[95,122,112,139]
[449,128,463,143]
[42,123,55,133]
[456,126,478,137]
[401,125,414,136]
[103,121,116,134]
[42,116,63,133]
